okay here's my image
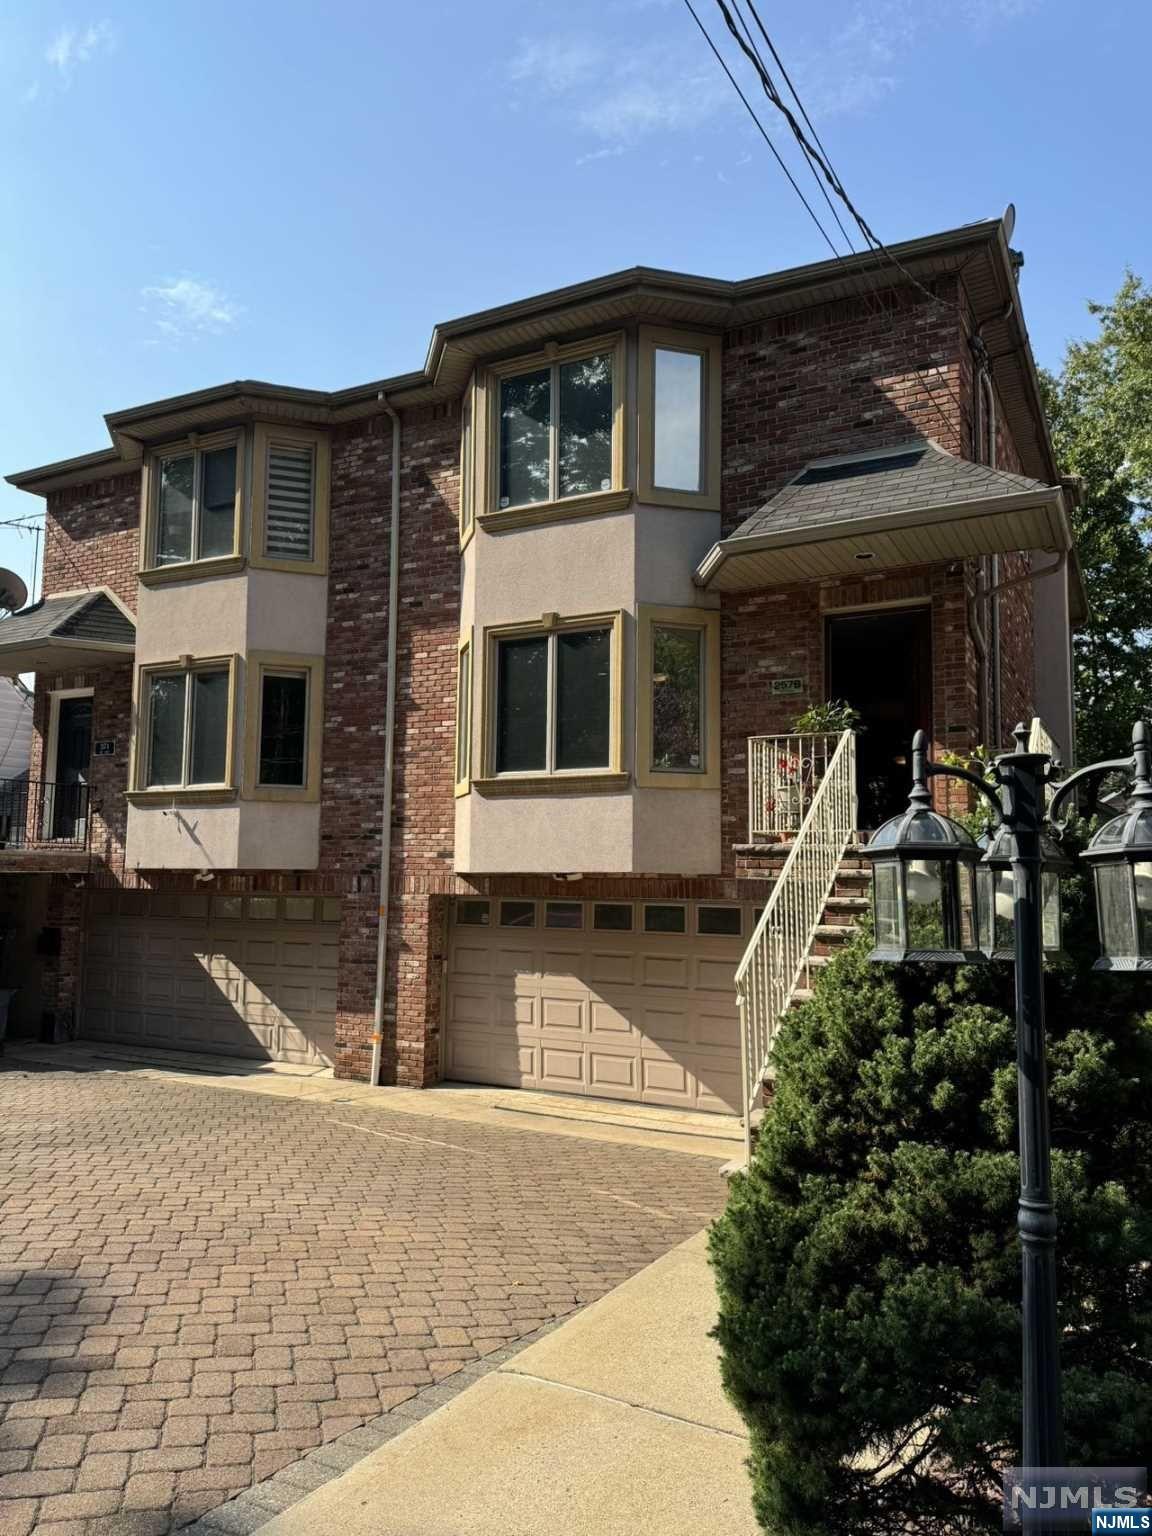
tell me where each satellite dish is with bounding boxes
[1002,203,1016,244]
[0,569,28,616]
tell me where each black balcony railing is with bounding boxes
[0,779,92,851]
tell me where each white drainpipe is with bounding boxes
[369,399,401,1088]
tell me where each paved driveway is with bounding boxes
[0,1066,725,1535]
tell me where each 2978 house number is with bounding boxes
[770,678,805,695]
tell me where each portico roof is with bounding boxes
[695,440,1072,594]
[0,588,135,674]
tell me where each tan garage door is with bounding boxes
[443,897,748,1114]
[82,890,340,1066]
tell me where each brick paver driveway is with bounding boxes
[0,1065,725,1535]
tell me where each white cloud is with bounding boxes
[45,20,115,84]
[140,278,243,343]
[506,34,733,151]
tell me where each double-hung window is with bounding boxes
[489,615,622,778]
[637,606,721,789]
[139,659,235,790]
[152,438,239,567]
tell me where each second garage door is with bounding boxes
[82,890,340,1066]
[443,897,748,1114]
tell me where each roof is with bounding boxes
[0,589,135,675]
[6,211,1060,492]
[696,440,1073,595]
[726,440,1052,543]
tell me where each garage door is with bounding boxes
[443,897,748,1114]
[82,890,340,1066]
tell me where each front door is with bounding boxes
[52,697,92,840]
[826,608,931,829]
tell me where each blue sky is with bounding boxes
[0,0,1147,597]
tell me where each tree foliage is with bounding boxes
[1042,274,1152,761]
[709,845,1152,1535]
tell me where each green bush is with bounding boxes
[709,849,1152,1534]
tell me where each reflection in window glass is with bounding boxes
[651,625,702,772]
[496,636,548,773]
[156,454,195,566]
[545,901,583,929]
[698,906,741,937]
[456,900,490,926]
[199,446,237,559]
[499,368,550,508]
[500,901,535,928]
[190,670,229,784]
[593,903,633,931]
[644,904,686,934]
[559,353,612,498]
[653,348,703,492]
[147,673,187,786]
[556,629,611,770]
[260,673,308,786]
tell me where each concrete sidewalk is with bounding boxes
[252,1230,757,1536]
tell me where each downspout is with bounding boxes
[370,397,401,1088]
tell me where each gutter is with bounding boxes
[370,399,402,1090]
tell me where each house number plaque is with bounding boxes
[94,739,115,756]
[770,678,804,695]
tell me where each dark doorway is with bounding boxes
[52,697,92,841]
[826,607,931,829]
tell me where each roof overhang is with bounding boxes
[696,488,1071,592]
[7,212,1060,496]
[0,637,135,675]
[0,587,136,675]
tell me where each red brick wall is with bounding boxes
[44,474,140,609]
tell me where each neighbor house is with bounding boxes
[0,211,1082,1124]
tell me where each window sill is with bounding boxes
[241,785,320,804]
[636,769,720,790]
[127,787,238,805]
[138,555,246,587]
[478,488,633,533]
[472,772,630,797]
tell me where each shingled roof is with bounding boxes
[727,440,1053,544]
[0,590,135,673]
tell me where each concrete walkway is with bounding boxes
[252,1230,757,1536]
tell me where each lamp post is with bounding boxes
[863,719,1152,1475]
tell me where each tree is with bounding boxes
[709,847,1152,1535]
[1042,274,1152,762]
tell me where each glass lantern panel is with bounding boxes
[1134,861,1152,957]
[956,862,980,953]
[905,858,948,951]
[992,869,1015,954]
[873,861,903,952]
[1041,870,1063,954]
[1097,864,1137,960]
[906,811,953,843]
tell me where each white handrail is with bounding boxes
[747,732,839,838]
[736,728,857,1158]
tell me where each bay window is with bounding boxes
[483,613,623,782]
[637,605,721,789]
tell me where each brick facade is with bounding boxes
[9,268,1045,1084]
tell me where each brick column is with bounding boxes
[333,892,377,1082]
[388,893,447,1089]
[41,877,85,1042]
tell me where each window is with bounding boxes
[251,425,330,574]
[284,897,316,921]
[545,901,583,930]
[473,336,626,527]
[637,606,721,789]
[644,904,686,934]
[151,439,239,568]
[698,906,742,937]
[456,900,491,926]
[593,902,633,932]
[248,897,279,920]
[500,900,536,928]
[455,639,472,795]
[137,659,235,791]
[638,327,722,510]
[487,614,623,779]
[243,654,324,801]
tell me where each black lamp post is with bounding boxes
[864,718,1152,1476]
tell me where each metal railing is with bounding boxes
[0,779,91,851]
[736,729,857,1158]
[748,731,840,838]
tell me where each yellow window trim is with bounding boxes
[455,634,473,797]
[250,423,331,576]
[138,429,245,577]
[241,651,325,803]
[459,383,476,551]
[480,609,625,781]
[637,326,723,512]
[636,604,721,789]
[130,652,240,795]
[470,333,627,529]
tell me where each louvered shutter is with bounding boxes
[265,443,315,561]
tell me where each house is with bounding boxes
[0,210,1081,1118]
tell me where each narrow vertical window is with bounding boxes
[259,672,308,786]
[199,446,238,559]
[499,369,551,508]
[455,641,472,790]
[155,455,195,566]
[653,348,704,493]
[460,391,475,542]
[495,635,549,772]
[264,444,315,561]
[639,327,721,509]
[651,624,703,772]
